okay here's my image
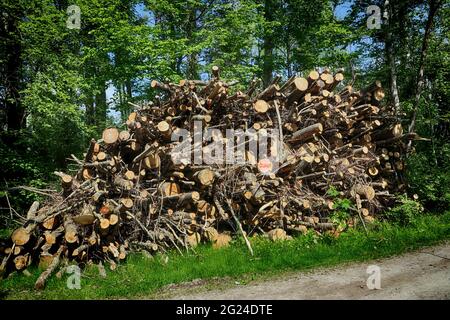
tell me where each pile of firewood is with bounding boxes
[0,66,419,288]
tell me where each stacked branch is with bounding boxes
[0,67,418,288]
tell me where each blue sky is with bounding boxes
[335,1,353,21]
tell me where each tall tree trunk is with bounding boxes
[262,0,277,86]
[2,12,24,133]
[125,80,133,117]
[286,37,293,78]
[118,84,126,121]
[85,94,95,125]
[187,53,198,79]
[95,85,107,128]
[176,57,183,75]
[186,6,198,79]
[384,1,400,115]
[126,80,132,99]
[407,0,442,151]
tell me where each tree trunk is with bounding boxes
[95,85,107,128]
[186,6,199,79]
[407,0,442,150]
[384,1,400,115]
[262,0,277,86]
[126,80,132,99]
[85,94,95,125]
[286,37,293,78]
[125,80,133,117]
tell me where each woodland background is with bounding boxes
[1,0,449,228]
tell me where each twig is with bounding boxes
[192,92,210,113]
[274,99,284,144]
[355,194,368,235]
[226,199,254,256]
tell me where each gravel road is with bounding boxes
[168,244,450,300]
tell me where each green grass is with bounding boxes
[1,212,449,300]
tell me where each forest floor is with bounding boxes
[163,243,450,300]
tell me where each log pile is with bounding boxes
[0,67,418,288]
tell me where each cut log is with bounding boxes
[195,169,215,186]
[26,201,40,220]
[368,167,379,176]
[268,228,288,241]
[14,254,28,270]
[213,234,231,249]
[124,170,135,181]
[64,217,78,244]
[109,214,119,226]
[351,184,376,201]
[88,231,98,246]
[308,70,320,82]
[42,217,57,230]
[13,246,22,255]
[119,130,130,141]
[72,244,89,257]
[102,128,119,145]
[143,154,160,169]
[44,227,63,245]
[254,100,269,113]
[120,198,134,211]
[35,246,64,290]
[157,121,172,137]
[160,182,181,197]
[287,77,309,104]
[99,218,110,230]
[11,228,30,246]
[73,213,96,225]
[290,123,323,142]
[119,245,127,260]
[97,152,107,161]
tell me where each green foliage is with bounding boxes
[0,135,49,228]
[407,146,450,211]
[326,186,340,197]
[404,3,450,211]
[385,196,424,226]
[330,199,352,229]
[22,64,92,167]
[327,186,354,229]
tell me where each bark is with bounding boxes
[262,0,277,87]
[95,85,107,128]
[186,5,199,79]
[126,80,133,99]
[384,0,400,115]
[407,0,443,151]
[85,94,95,125]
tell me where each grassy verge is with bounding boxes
[1,211,449,300]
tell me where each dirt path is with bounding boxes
[167,244,450,300]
